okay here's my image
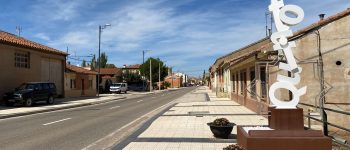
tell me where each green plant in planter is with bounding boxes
[213,118,230,126]
[223,144,245,150]
[207,118,235,139]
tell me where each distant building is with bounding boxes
[65,64,97,97]
[165,74,182,88]
[175,72,188,86]
[98,68,122,92]
[0,31,67,99]
[122,64,141,75]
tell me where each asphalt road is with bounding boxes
[0,87,195,150]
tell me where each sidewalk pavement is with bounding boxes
[0,95,126,119]
[122,86,268,150]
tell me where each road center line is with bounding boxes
[43,118,72,126]
[109,106,121,109]
[137,100,143,103]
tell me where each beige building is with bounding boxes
[98,68,122,92]
[0,31,67,100]
[122,64,141,74]
[210,9,350,142]
[65,64,97,97]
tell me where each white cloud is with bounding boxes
[34,33,51,41]
[30,0,350,76]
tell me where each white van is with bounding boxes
[110,83,128,94]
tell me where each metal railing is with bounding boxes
[298,102,350,148]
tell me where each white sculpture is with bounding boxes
[268,0,307,109]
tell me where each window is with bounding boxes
[42,83,49,90]
[89,80,93,89]
[232,74,235,92]
[240,71,246,95]
[34,84,42,90]
[236,73,239,94]
[49,83,56,89]
[260,67,267,98]
[15,52,30,68]
[70,79,76,89]
[250,68,256,98]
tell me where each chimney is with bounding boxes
[319,14,326,21]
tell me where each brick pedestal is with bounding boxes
[237,108,332,150]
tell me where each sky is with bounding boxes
[0,0,349,77]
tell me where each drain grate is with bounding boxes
[188,111,210,116]
[192,105,208,106]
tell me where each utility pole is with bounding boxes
[149,59,152,92]
[159,61,161,91]
[97,24,111,97]
[143,51,145,91]
[97,25,102,96]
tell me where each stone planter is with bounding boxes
[207,122,235,139]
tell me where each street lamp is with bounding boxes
[149,58,152,92]
[97,24,111,96]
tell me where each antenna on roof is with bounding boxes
[265,11,273,37]
[16,26,22,37]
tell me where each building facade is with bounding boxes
[65,64,97,97]
[165,74,182,88]
[210,9,350,140]
[0,31,67,100]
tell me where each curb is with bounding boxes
[0,96,126,120]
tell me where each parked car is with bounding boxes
[109,83,128,94]
[3,82,57,107]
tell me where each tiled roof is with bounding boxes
[66,64,97,75]
[211,8,350,70]
[102,75,115,79]
[123,64,141,69]
[0,31,67,56]
[98,68,122,75]
[291,8,350,40]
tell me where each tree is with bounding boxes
[81,60,87,67]
[140,57,168,83]
[163,81,171,89]
[202,70,206,82]
[97,52,108,68]
[90,55,96,70]
[106,64,116,68]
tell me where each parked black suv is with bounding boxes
[3,82,57,107]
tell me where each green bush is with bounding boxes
[213,118,230,126]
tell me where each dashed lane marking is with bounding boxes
[43,118,72,126]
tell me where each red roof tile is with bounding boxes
[0,31,67,56]
[123,64,141,69]
[98,68,122,75]
[291,8,350,40]
[66,64,97,75]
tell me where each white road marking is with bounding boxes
[43,118,71,126]
[137,100,143,103]
[109,106,121,109]
[82,92,182,150]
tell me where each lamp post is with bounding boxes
[97,24,111,97]
[159,61,161,91]
[149,59,152,92]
